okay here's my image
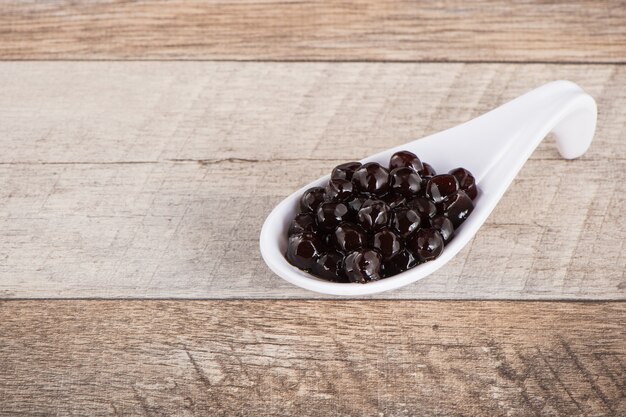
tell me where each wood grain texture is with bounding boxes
[1,1,626,62]
[0,300,624,416]
[1,62,625,299]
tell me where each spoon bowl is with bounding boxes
[260,81,597,295]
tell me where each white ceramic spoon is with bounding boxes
[260,80,597,296]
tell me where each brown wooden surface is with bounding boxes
[2,0,626,62]
[2,1,625,415]
[1,62,625,299]
[0,300,624,416]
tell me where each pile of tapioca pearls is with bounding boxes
[286,151,477,283]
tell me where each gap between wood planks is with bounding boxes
[0,156,625,165]
[2,59,626,64]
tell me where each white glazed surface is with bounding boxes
[260,81,597,296]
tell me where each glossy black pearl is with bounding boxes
[372,228,403,260]
[288,212,317,236]
[331,162,362,181]
[357,199,390,231]
[312,251,347,282]
[407,197,436,226]
[465,182,478,200]
[407,228,444,261]
[429,215,454,244]
[449,167,477,200]
[382,249,418,277]
[344,249,383,283]
[421,162,437,177]
[390,167,422,197]
[333,222,366,253]
[300,187,326,213]
[389,150,424,173]
[346,195,368,215]
[352,162,390,196]
[325,178,354,202]
[286,232,323,270]
[382,192,407,209]
[316,202,351,232]
[438,190,474,228]
[425,174,459,204]
[390,207,421,239]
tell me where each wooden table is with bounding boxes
[1,1,625,415]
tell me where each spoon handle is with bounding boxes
[427,80,597,184]
[468,81,597,207]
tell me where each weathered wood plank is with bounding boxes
[1,159,624,299]
[0,301,624,416]
[2,62,625,164]
[1,1,625,62]
[0,62,624,299]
